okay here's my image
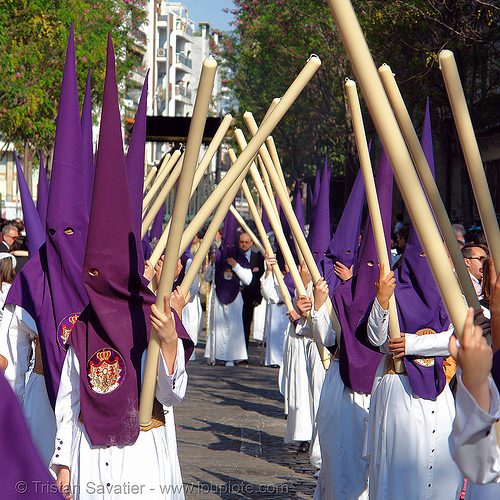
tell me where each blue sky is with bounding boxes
[180,0,235,32]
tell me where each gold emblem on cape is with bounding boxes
[413,328,437,367]
[60,314,78,344]
[88,349,123,394]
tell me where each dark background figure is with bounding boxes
[239,232,265,351]
[9,235,29,273]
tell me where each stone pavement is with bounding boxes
[174,337,318,500]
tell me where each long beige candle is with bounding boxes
[378,64,481,311]
[142,150,181,215]
[141,153,185,238]
[325,0,467,340]
[345,79,403,373]
[169,56,322,260]
[246,146,331,369]
[439,50,500,268]
[243,112,342,337]
[235,128,304,265]
[147,114,234,268]
[143,165,157,194]
[140,57,217,427]
[230,149,295,311]
[228,205,266,255]
[266,136,288,192]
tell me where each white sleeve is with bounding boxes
[404,322,454,357]
[367,298,390,350]
[233,263,252,286]
[50,347,80,472]
[204,264,214,283]
[261,272,280,304]
[450,374,500,484]
[155,338,188,407]
[0,304,37,399]
[310,304,337,347]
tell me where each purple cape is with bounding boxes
[215,206,250,304]
[0,372,64,499]
[6,24,89,408]
[332,150,391,393]
[395,99,449,399]
[81,68,94,217]
[68,35,192,447]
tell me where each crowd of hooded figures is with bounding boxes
[2,25,500,500]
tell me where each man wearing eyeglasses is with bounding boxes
[462,244,488,299]
[1,224,18,251]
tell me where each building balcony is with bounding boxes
[175,52,192,70]
[129,66,147,85]
[173,20,194,42]
[175,84,192,103]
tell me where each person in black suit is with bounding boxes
[239,232,265,351]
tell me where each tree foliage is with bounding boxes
[0,0,147,162]
[219,0,500,208]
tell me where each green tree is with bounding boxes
[0,0,147,176]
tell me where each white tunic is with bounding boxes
[364,299,463,500]
[0,302,56,466]
[180,259,202,356]
[451,375,500,499]
[311,305,370,500]
[203,263,252,363]
[260,273,288,367]
[251,298,267,342]
[50,342,187,500]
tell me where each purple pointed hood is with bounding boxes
[150,201,165,242]
[276,186,302,272]
[0,373,65,499]
[310,159,322,222]
[395,99,449,399]
[81,68,94,216]
[36,151,49,226]
[215,205,250,304]
[6,24,89,408]
[332,149,392,393]
[14,152,45,256]
[261,204,272,234]
[307,158,331,270]
[68,35,192,447]
[323,168,365,291]
[126,73,149,276]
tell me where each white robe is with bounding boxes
[180,259,202,357]
[251,298,267,342]
[50,342,187,500]
[311,305,370,500]
[0,302,56,466]
[451,374,500,499]
[364,299,463,500]
[203,263,251,363]
[260,273,287,367]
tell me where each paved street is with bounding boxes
[175,333,317,499]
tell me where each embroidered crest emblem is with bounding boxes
[57,313,80,349]
[87,348,125,394]
[414,328,436,367]
[223,269,234,280]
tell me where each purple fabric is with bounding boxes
[6,25,89,408]
[14,152,45,256]
[68,35,192,447]
[36,151,49,226]
[333,150,392,393]
[492,350,500,393]
[276,187,302,271]
[173,249,193,290]
[0,372,64,499]
[126,73,149,276]
[261,204,272,234]
[307,158,331,270]
[142,232,153,261]
[323,168,365,292]
[150,201,165,241]
[215,206,250,304]
[310,159,322,223]
[395,100,449,399]
[81,68,94,217]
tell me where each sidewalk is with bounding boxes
[175,337,318,499]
